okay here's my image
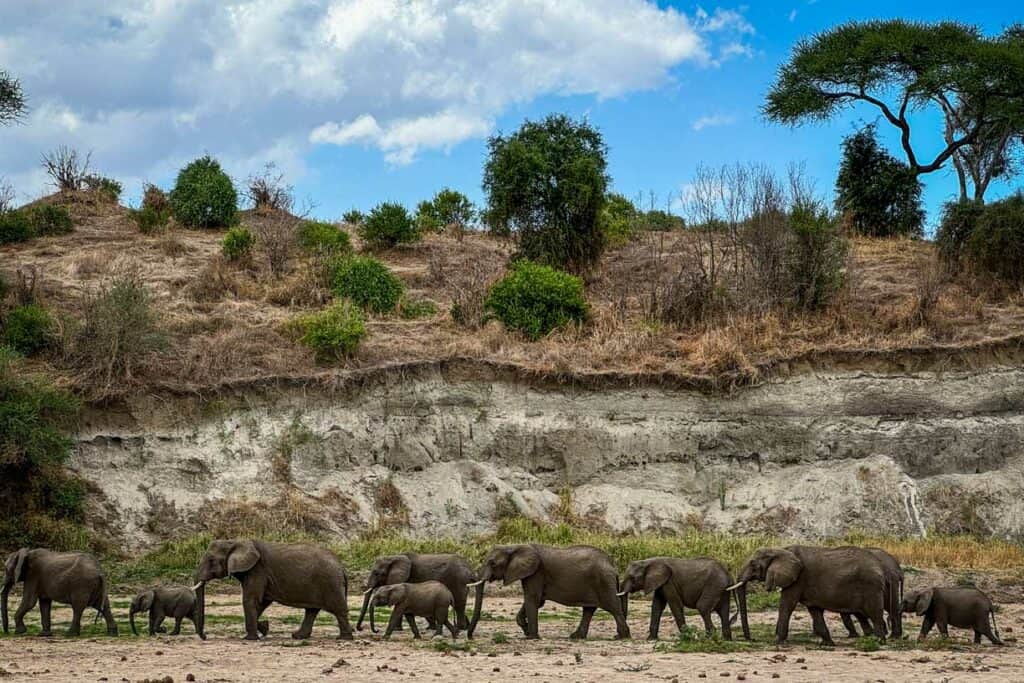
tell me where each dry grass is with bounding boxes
[5,200,1024,395]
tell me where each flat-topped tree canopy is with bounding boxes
[764,20,1024,190]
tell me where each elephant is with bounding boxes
[837,547,904,639]
[472,544,630,640]
[193,539,353,641]
[731,545,887,645]
[129,586,205,639]
[355,553,482,638]
[2,548,118,637]
[618,557,749,641]
[902,587,1002,644]
[368,581,458,639]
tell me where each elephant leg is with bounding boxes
[515,605,529,636]
[648,591,667,641]
[102,598,117,636]
[256,600,271,638]
[774,591,798,644]
[667,598,686,633]
[241,593,262,641]
[331,604,354,641]
[172,617,183,636]
[570,606,595,640]
[293,608,319,640]
[13,587,37,635]
[523,596,541,640]
[856,613,875,637]
[383,608,404,639]
[405,614,422,639]
[38,598,52,637]
[445,617,458,639]
[68,603,85,637]
[974,630,983,644]
[937,620,949,639]
[453,589,469,630]
[717,596,733,641]
[695,592,719,637]
[840,613,859,638]
[604,595,631,640]
[699,609,715,636]
[919,615,934,640]
[808,607,834,646]
[148,610,158,636]
[978,617,1001,645]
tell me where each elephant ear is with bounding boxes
[643,561,671,593]
[914,589,934,616]
[504,546,540,586]
[137,590,155,612]
[227,541,261,575]
[385,556,413,585]
[765,550,802,591]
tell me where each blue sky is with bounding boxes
[0,1,1019,231]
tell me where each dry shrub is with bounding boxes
[142,183,170,212]
[72,253,106,279]
[12,265,41,305]
[245,162,293,213]
[186,257,245,302]
[198,490,333,539]
[252,212,299,278]
[443,258,503,329]
[264,256,333,308]
[687,327,758,382]
[41,146,91,192]
[373,478,409,530]
[155,233,189,258]
[174,325,310,386]
[907,255,950,330]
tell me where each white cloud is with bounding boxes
[788,9,798,22]
[692,113,737,131]
[0,1,755,193]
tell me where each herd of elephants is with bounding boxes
[2,540,1003,649]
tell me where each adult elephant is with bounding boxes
[837,547,904,639]
[355,553,483,638]
[2,548,118,637]
[730,545,887,645]
[471,544,630,640]
[618,557,750,641]
[193,539,353,641]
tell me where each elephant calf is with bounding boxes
[369,581,458,639]
[130,586,205,639]
[902,587,1002,645]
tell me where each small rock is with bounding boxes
[720,674,730,678]
[772,675,780,680]
[487,653,497,658]
[492,668,500,673]
[186,676,195,683]
[698,675,707,680]
[795,658,805,664]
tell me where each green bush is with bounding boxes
[28,204,74,236]
[359,202,419,248]
[342,209,365,225]
[416,189,475,233]
[330,256,404,313]
[936,200,984,267]
[83,175,122,202]
[170,156,238,228]
[294,301,367,362]
[485,261,588,340]
[132,205,171,234]
[1,304,52,355]
[0,208,34,244]
[298,220,352,256]
[600,193,639,247]
[788,202,848,310]
[399,297,438,320]
[965,192,1024,285]
[642,209,685,231]
[222,226,255,261]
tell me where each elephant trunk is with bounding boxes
[129,607,139,636]
[466,580,485,640]
[193,581,206,639]
[2,583,10,634]
[369,589,379,634]
[619,589,629,620]
[736,581,751,641]
[356,588,374,631]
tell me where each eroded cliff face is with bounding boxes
[71,363,1024,549]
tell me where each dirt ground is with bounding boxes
[0,594,1020,682]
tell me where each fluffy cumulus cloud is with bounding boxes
[0,0,754,198]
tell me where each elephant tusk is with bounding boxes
[726,581,746,591]
[616,591,628,596]
[466,580,484,587]
[192,581,205,591]
[363,588,374,595]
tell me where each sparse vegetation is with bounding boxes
[416,188,475,235]
[222,226,255,261]
[170,155,238,228]
[359,202,419,249]
[936,200,985,269]
[485,261,588,340]
[41,146,92,192]
[0,204,73,244]
[399,297,437,320]
[342,209,365,226]
[245,162,293,212]
[330,255,404,314]
[83,174,123,202]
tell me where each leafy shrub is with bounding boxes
[416,189,475,233]
[787,202,848,310]
[399,297,438,320]
[965,192,1024,285]
[298,220,352,256]
[600,193,639,247]
[132,206,171,234]
[415,200,442,233]
[83,175,122,202]
[1,304,52,355]
[170,156,238,228]
[834,125,924,238]
[359,202,419,248]
[936,200,984,268]
[28,204,73,236]
[222,226,255,261]
[331,256,404,314]
[293,301,367,362]
[342,209,365,225]
[142,183,170,213]
[642,209,685,231]
[0,208,34,244]
[485,261,588,340]
[484,114,608,273]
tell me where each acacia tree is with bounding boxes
[0,70,26,125]
[483,114,608,273]
[765,20,1024,201]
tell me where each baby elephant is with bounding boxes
[369,581,457,639]
[130,586,206,639]
[903,587,1001,645]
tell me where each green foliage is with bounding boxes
[30,204,74,236]
[965,192,1024,285]
[483,114,608,273]
[1,304,52,356]
[298,220,352,256]
[0,69,26,125]
[359,202,419,248]
[416,188,476,233]
[856,636,883,652]
[398,297,438,320]
[342,209,365,225]
[293,301,366,362]
[330,255,404,313]
[83,175,123,202]
[0,208,34,244]
[133,185,172,233]
[600,193,639,247]
[221,226,255,261]
[835,125,924,237]
[485,261,588,340]
[788,202,848,310]
[936,200,985,267]
[170,156,238,228]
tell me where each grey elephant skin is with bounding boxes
[903,587,1002,644]
[476,544,630,640]
[2,548,117,637]
[369,581,458,639]
[837,547,904,639]
[734,545,887,644]
[130,586,205,639]
[356,553,482,638]
[619,557,749,641]
[194,539,353,641]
